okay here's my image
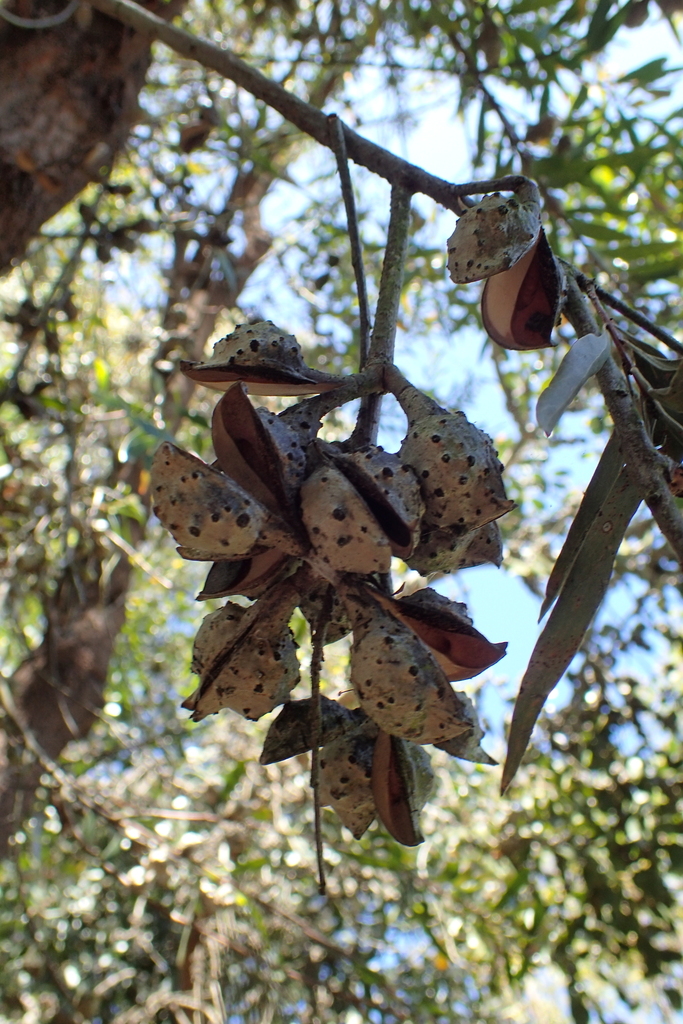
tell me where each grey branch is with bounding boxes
[86,0,528,213]
[564,276,683,569]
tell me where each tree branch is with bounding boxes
[86,0,529,214]
[328,114,371,366]
[349,185,412,447]
[564,275,683,568]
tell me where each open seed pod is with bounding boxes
[371,586,507,681]
[196,550,295,601]
[212,385,316,516]
[182,582,300,721]
[299,584,352,644]
[396,385,514,531]
[481,228,564,350]
[300,463,392,575]
[180,321,343,395]
[319,712,379,839]
[407,520,503,575]
[342,584,481,744]
[447,182,541,284]
[259,697,363,764]
[319,442,424,560]
[151,442,304,561]
[435,727,497,765]
[372,731,435,846]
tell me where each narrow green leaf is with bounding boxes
[540,432,623,619]
[536,332,609,436]
[584,0,617,52]
[617,57,671,88]
[567,219,632,242]
[502,467,640,793]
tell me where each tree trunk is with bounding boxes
[0,557,131,855]
[0,0,184,272]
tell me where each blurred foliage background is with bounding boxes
[1,0,683,1021]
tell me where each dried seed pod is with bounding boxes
[342,585,479,744]
[371,587,507,681]
[151,442,304,560]
[319,714,379,839]
[300,464,392,575]
[196,550,294,601]
[396,386,514,531]
[447,182,541,284]
[299,585,352,644]
[180,321,343,395]
[481,228,564,350]
[458,520,504,568]
[320,442,424,559]
[259,697,364,764]
[212,385,314,515]
[372,731,435,846]
[182,583,300,721]
[435,729,497,765]
[407,520,503,575]
[255,405,318,505]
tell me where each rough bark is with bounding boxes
[0,0,184,272]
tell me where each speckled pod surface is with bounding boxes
[320,442,424,559]
[183,585,300,721]
[343,585,478,744]
[300,464,392,574]
[151,442,303,560]
[407,519,503,575]
[259,697,361,764]
[447,182,541,284]
[396,386,514,531]
[319,714,379,839]
[180,320,342,395]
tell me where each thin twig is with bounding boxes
[288,363,384,424]
[0,0,79,27]
[328,114,371,366]
[564,275,683,568]
[587,279,683,357]
[86,0,529,214]
[350,184,412,447]
[367,185,412,367]
[309,587,333,896]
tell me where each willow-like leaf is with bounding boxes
[536,331,610,436]
[502,467,640,793]
[540,431,623,620]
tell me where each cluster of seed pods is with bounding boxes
[151,321,513,845]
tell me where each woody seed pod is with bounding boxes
[447,182,541,284]
[151,442,304,560]
[180,321,342,395]
[372,731,435,846]
[407,519,503,575]
[319,713,379,839]
[343,585,479,744]
[183,583,300,721]
[319,442,424,559]
[259,697,362,764]
[397,385,514,531]
[300,463,392,575]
